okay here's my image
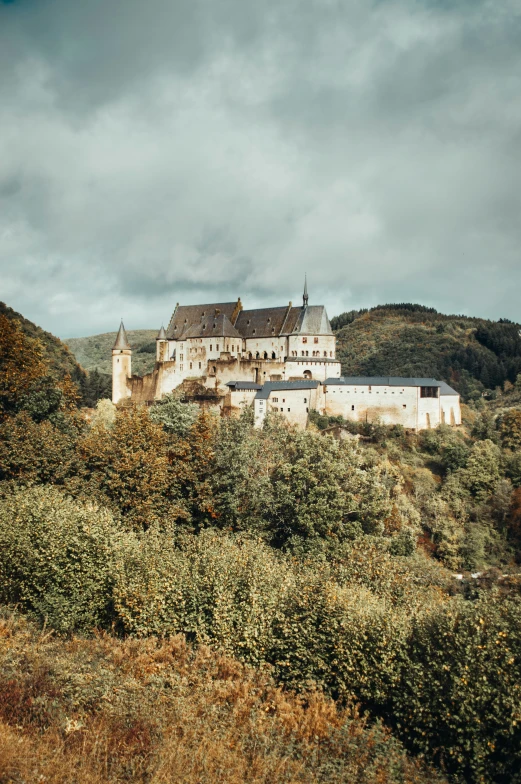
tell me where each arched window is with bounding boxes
[256,352,260,359]
[271,351,276,359]
[323,351,327,357]
[263,351,268,360]
[248,352,253,360]
[303,370,312,379]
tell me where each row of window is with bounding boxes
[271,397,308,404]
[302,337,320,344]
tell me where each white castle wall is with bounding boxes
[324,383,443,430]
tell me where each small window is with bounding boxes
[403,404,406,408]
[302,337,308,343]
[231,345,234,351]
[306,407,309,413]
[304,398,307,403]
[180,364,183,371]
[314,337,318,343]
[198,362,201,369]
[351,405,355,411]
[210,345,212,351]
[273,397,278,402]
[189,362,192,369]
[216,344,220,351]
[287,408,290,412]
[282,398,285,403]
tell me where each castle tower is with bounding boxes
[112,321,132,404]
[156,324,167,362]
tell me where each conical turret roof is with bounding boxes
[113,320,131,350]
[156,325,167,340]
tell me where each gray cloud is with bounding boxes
[0,0,520,338]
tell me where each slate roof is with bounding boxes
[166,298,334,340]
[438,381,459,396]
[113,321,131,350]
[180,313,241,340]
[255,380,320,400]
[226,381,263,390]
[288,356,340,363]
[156,325,167,340]
[166,302,239,339]
[323,376,442,387]
[292,305,333,335]
[235,306,299,338]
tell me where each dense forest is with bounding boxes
[333,304,521,401]
[1,309,521,783]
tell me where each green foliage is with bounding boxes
[77,406,186,529]
[393,592,521,783]
[114,530,287,666]
[81,368,112,407]
[333,305,521,399]
[0,412,81,486]
[66,329,157,376]
[0,486,123,632]
[0,302,86,390]
[149,393,199,436]
[499,409,521,451]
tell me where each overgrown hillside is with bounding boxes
[2,307,521,783]
[333,304,521,401]
[0,302,86,387]
[66,329,157,376]
[0,609,443,784]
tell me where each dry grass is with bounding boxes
[0,610,445,784]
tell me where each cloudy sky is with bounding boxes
[1,0,520,338]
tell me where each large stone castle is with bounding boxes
[112,284,461,431]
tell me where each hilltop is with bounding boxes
[0,302,86,387]
[66,329,157,376]
[333,304,521,401]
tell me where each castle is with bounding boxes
[112,284,461,430]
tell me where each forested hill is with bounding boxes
[333,304,521,401]
[66,330,157,376]
[0,301,85,387]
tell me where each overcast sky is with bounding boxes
[1,0,520,338]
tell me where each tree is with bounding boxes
[149,393,199,436]
[499,409,521,451]
[0,315,48,421]
[78,405,187,529]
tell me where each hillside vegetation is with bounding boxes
[0,302,86,387]
[66,330,158,376]
[333,304,521,401]
[2,305,521,783]
[0,609,444,784]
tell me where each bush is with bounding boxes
[0,486,124,633]
[113,530,289,667]
[393,592,521,783]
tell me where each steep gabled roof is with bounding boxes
[180,313,241,340]
[113,321,130,350]
[166,301,239,339]
[292,305,333,335]
[235,306,295,339]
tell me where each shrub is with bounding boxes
[0,486,124,633]
[393,592,521,783]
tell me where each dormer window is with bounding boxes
[247,319,251,326]
[252,329,256,334]
[202,311,205,316]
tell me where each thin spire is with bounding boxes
[113,320,131,350]
[303,274,309,307]
[156,324,167,340]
